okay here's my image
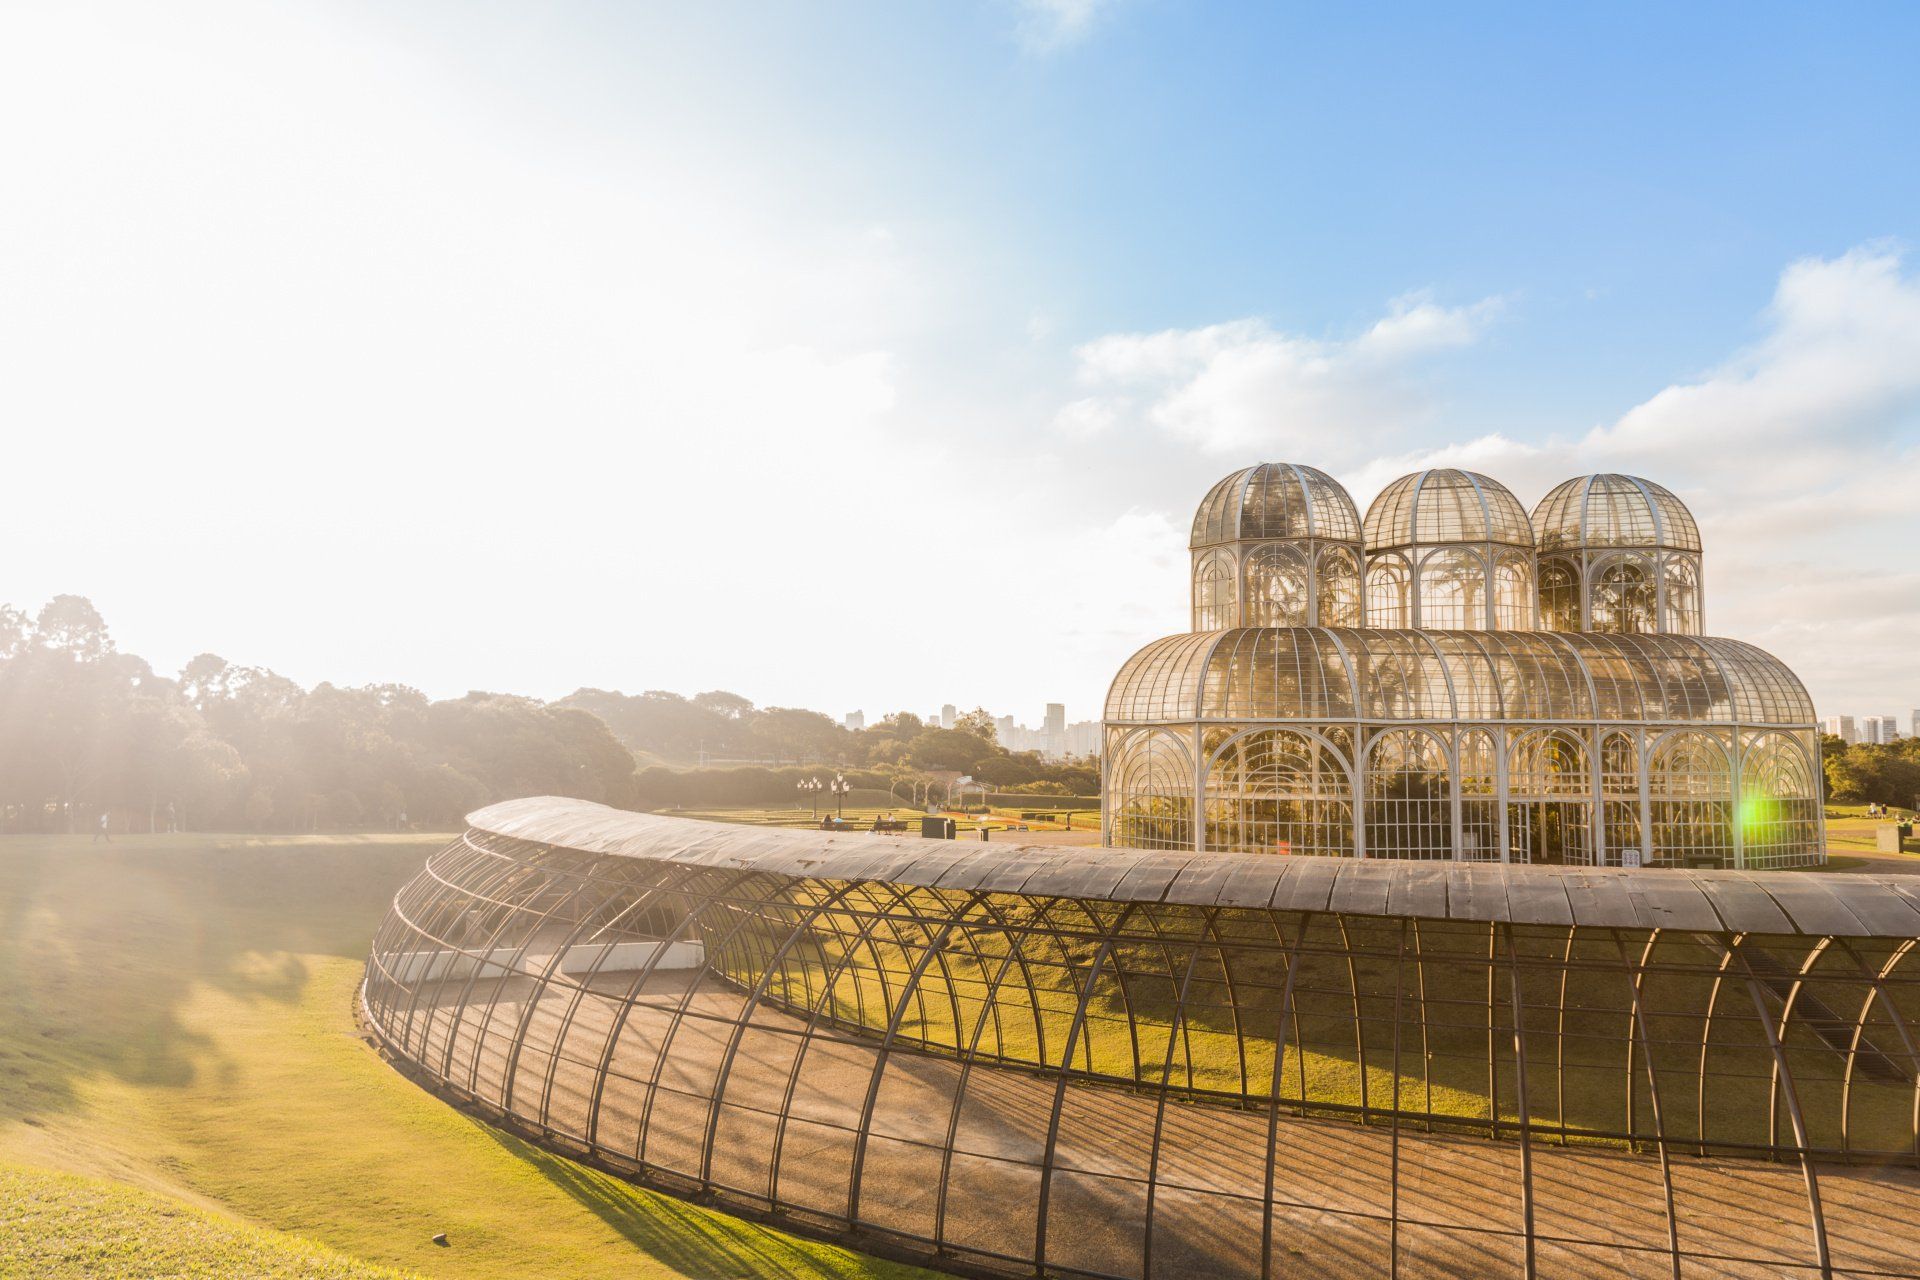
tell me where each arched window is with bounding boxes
[1599,731,1642,867]
[1316,545,1363,626]
[1507,729,1592,865]
[1364,729,1451,859]
[1109,730,1196,851]
[1191,549,1237,630]
[1458,729,1499,861]
[1492,551,1536,630]
[1662,555,1701,635]
[1242,544,1310,627]
[1365,555,1412,629]
[1538,556,1580,631]
[1204,729,1353,855]
[1417,548,1486,629]
[1739,732,1821,869]
[1647,731,1732,866]
[1591,553,1658,633]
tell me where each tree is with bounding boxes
[953,707,999,744]
[0,605,27,660]
[973,755,1035,786]
[35,595,112,660]
[753,707,850,764]
[693,690,755,720]
[905,729,993,773]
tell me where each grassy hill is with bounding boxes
[0,832,923,1280]
[1,1162,417,1279]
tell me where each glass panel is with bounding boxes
[1203,729,1355,856]
[1647,730,1732,867]
[1109,729,1196,851]
[1365,555,1412,628]
[1663,554,1701,634]
[1458,729,1499,861]
[1316,544,1363,626]
[1506,730,1592,865]
[1738,731,1822,869]
[1591,553,1657,633]
[1538,555,1580,631]
[1417,548,1486,630]
[1242,543,1310,627]
[1364,729,1452,859]
[1192,548,1238,630]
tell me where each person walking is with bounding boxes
[94,811,111,843]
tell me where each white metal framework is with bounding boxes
[1190,463,1365,629]
[1362,468,1537,631]
[364,799,1920,1280]
[1112,464,1823,869]
[1533,473,1704,634]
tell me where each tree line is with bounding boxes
[1821,734,1920,811]
[562,688,1098,796]
[0,596,1098,833]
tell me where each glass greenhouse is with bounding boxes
[1107,466,1823,868]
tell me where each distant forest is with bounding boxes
[0,596,1097,833]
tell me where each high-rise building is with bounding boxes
[940,704,957,730]
[1886,713,1902,741]
[1863,716,1893,745]
[1824,715,1858,743]
[995,715,1014,741]
[1912,709,1919,740]
[843,711,865,732]
[1044,703,1066,736]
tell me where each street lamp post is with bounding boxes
[831,773,851,818]
[798,776,823,817]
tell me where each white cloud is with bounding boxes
[1014,0,1123,52]
[1054,292,1503,456]
[1347,247,1920,717]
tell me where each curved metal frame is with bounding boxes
[365,800,1920,1280]
[1103,627,1823,867]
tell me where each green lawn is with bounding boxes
[1823,803,1918,854]
[0,833,924,1280]
[0,1163,415,1279]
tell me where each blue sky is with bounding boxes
[2,1,1917,725]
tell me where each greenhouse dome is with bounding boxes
[1532,473,1704,634]
[1106,462,1822,869]
[1188,462,1365,630]
[1362,468,1537,630]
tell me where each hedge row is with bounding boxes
[985,791,1099,810]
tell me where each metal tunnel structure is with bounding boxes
[363,798,1920,1279]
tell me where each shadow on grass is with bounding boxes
[0,837,440,1128]
[468,1119,923,1279]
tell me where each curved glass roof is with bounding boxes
[466,796,1894,933]
[1191,463,1362,549]
[1533,473,1703,554]
[1363,469,1534,552]
[1106,627,1813,726]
